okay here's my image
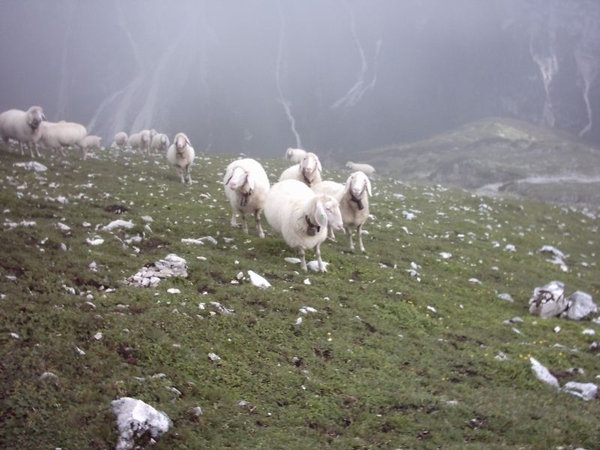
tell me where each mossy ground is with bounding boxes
[0,147,599,449]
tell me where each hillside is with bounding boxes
[0,146,599,449]
[351,117,600,207]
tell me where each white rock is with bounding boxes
[307,260,328,272]
[111,397,171,450]
[181,238,205,245]
[530,357,560,390]
[57,222,71,232]
[439,252,452,259]
[562,382,598,401]
[13,161,47,172]
[208,352,221,361]
[303,278,311,285]
[167,288,181,294]
[86,237,104,246]
[248,270,271,288]
[102,220,134,231]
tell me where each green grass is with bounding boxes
[0,147,599,449]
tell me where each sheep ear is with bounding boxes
[42,113,47,121]
[185,137,191,146]
[365,177,372,196]
[345,174,354,191]
[246,172,255,190]
[314,201,328,228]
[317,159,322,173]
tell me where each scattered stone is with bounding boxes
[528,281,567,318]
[248,270,271,288]
[125,254,188,287]
[13,161,47,172]
[562,291,597,320]
[102,220,134,231]
[530,357,560,390]
[111,397,171,450]
[562,382,598,401]
[207,352,221,361]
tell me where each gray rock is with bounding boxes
[529,281,568,318]
[111,397,172,450]
[562,291,597,320]
[562,382,598,401]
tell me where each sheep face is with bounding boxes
[347,171,372,198]
[322,197,343,231]
[300,153,321,175]
[174,133,190,151]
[27,107,45,130]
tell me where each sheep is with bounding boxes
[312,171,372,252]
[129,130,151,154]
[112,132,128,150]
[77,135,102,160]
[166,132,195,184]
[284,147,307,164]
[279,151,322,187]
[0,106,46,157]
[346,161,376,178]
[39,121,87,157]
[264,179,343,272]
[223,158,270,238]
[150,133,170,154]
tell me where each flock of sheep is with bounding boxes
[0,104,377,272]
[225,148,375,272]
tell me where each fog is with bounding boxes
[0,0,598,157]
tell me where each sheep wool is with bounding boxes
[264,179,343,272]
[285,147,307,164]
[223,158,270,238]
[151,133,170,153]
[346,161,376,178]
[39,121,87,156]
[129,130,151,155]
[313,171,372,252]
[166,132,195,184]
[113,132,128,150]
[279,152,323,187]
[0,106,46,157]
[77,135,102,160]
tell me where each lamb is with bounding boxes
[112,132,128,150]
[129,130,151,154]
[150,133,170,153]
[264,179,343,272]
[77,135,102,160]
[284,147,307,164]
[223,158,270,238]
[346,161,376,178]
[0,106,46,157]
[279,152,322,187]
[39,121,87,157]
[312,171,372,252]
[166,132,195,184]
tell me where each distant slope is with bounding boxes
[351,118,600,206]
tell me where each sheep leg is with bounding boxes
[176,166,184,183]
[357,224,365,252]
[254,210,265,238]
[314,242,326,272]
[346,225,355,251]
[297,247,308,271]
[326,224,336,241]
[241,211,249,233]
[185,165,192,184]
[32,142,42,158]
[230,209,238,227]
[18,141,25,156]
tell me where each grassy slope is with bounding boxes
[0,147,599,449]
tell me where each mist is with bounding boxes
[0,0,598,158]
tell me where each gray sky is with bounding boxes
[0,0,598,157]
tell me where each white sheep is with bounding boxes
[77,135,102,160]
[166,132,195,184]
[284,147,307,164]
[129,130,151,154]
[264,179,343,272]
[39,121,87,157]
[312,171,372,252]
[279,151,322,187]
[0,106,46,157]
[346,161,376,178]
[112,132,128,150]
[223,158,270,238]
[150,133,170,153]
